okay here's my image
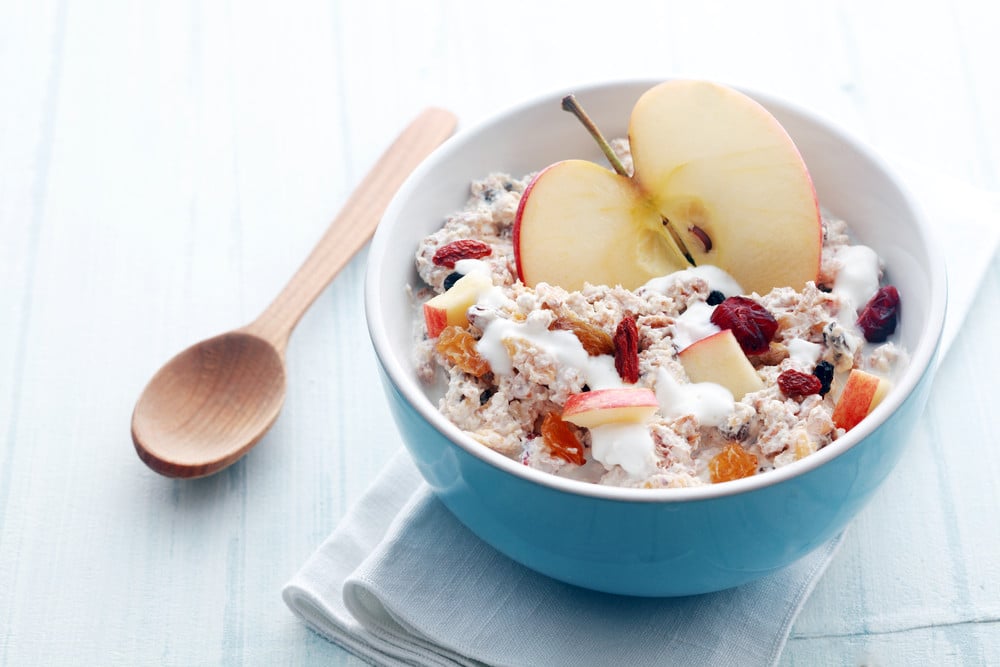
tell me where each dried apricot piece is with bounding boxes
[436,326,491,377]
[541,413,586,465]
[709,442,758,483]
[549,315,614,356]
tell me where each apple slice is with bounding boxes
[422,271,492,338]
[562,387,659,429]
[831,368,892,431]
[514,160,687,291]
[514,80,821,295]
[678,329,764,400]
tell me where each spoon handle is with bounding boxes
[246,108,458,349]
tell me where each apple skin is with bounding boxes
[677,329,763,400]
[832,368,892,431]
[422,272,492,338]
[562,387,659,429]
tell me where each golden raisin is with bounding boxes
[709,442,758,483]
[436,326,491,377]
[541,413,586,465]
[549,315,614,356]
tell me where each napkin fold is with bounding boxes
[284,169,999,667]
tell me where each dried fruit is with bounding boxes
[432,239,493,268]
[435,326,491,377]
[813,360,834,396]
[709,442,758,483]
[549,315,614,356]
[613,314,640,383]
[857,285,900,342]
[541,413,586,465]
[709,296,778,355]
[442,271,462,291]
[777,369,823,397]
[706,290,726,306]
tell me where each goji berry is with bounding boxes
[432,239,493,268]
[613,314,640,383]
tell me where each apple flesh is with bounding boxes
[831,368,892,431]
[561,387,659,429]
[678,329,764,401]
[514,160,686,291]
[422,272,492,338]
[514,80,821,295]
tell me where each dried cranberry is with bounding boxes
[710,296,778,355]
[778,369,823,397]
[857,286,900,342]
[812,361,834,396]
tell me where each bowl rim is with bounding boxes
[365,77,948,504]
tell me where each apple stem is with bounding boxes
[561,95,630,177]
[562,93,698,267]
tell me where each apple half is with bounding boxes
[514,80,822,295]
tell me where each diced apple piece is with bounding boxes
[562,387,659,429]
[832,368,892,431]
[422,272,492,338]
[678,329,764,400]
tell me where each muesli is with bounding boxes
[412,83,904,488]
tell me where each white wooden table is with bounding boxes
[2,2,998,664]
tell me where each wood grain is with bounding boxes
[0,1,997,665]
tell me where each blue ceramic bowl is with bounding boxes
[365,80,947,596]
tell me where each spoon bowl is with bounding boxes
[132,108,457,478]
[132,331,286,478]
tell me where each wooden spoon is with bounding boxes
[132,108,458,478]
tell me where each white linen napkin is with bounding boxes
[283,170,999,667]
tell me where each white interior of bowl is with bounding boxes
[365,79,947,502]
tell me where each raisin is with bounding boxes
[709,442,758,483]
[710,296,779,355]
[432,239,493,268]
[777,369,823,397]
[813,361,834,396]
[613,314,640,383]
[479,388,495,405]
[706,290,726,306]
[436,326,491,377]
[442,272,462,291]
[549,315,614,356]
[857,285,900,342]
[541,413,586,465]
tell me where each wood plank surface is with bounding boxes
[1,1,997,664]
